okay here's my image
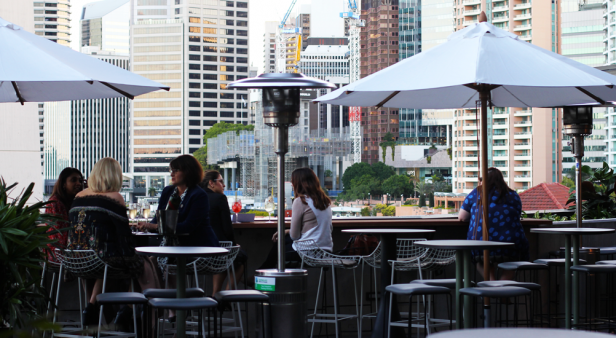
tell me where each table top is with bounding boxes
[414,240,514,250]
[431,328,613,338]
[131,232,188,237]
[530,228,616,235]
[135,246,228,258]
[342,229,435,234]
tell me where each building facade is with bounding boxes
[43,52,131,193]
[263,21,277,73]
[129,0,250,198]
[360,0,401,164]
[81,0,130,55]
[451,0,562,193]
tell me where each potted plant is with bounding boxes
[0,179,61,333]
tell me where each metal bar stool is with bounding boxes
[458,286,531,328]
[295,239,362,338]
[570,264,616,332]
[385,284,452,338]
[148,297,219,338]
[476,280,541,327]
[214,290,269,337]
[41,257,84,335]
[359,241,381,334]
[95,292,148,338]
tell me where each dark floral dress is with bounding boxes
[462,188,530,262]
[45,195,70,262]
[67,195,143,277]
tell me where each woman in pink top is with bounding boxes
[258,168,333,269]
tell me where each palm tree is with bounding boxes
[148,187,157,197]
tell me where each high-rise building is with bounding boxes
[43,50,131,193]
[33,0,71,47]
[451,0,562,193]
[129,0,250,198]
[360,0,401,164]
[263,21,277,73]
[560,0,606,176]
[80,0,130,55]
[1,1,43,201]
[34,0,72,175]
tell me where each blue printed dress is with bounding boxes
[461,188,529,262]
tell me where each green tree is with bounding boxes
[418,194,426,207]
[379,132,396,162]
[360,207,371,216]
[350,174,382,196]
[561,176,575,189]
[324,169,333,177]
[371,162,396,182]
[566,165,593,182]
[382,175,413,197]
[194,122,255,168]
[382,205,396,216]
[148,187,157,197]
[429,192,435,208]
[409,181,415,197]
[342,162,374,191]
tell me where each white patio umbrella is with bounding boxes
[0,17,168,103]
[316,13,616,328]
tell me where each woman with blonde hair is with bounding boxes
[67,158,161,327]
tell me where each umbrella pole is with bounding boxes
[480,87,491,327]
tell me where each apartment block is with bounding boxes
[80,0,130,55]
[451,0,562,193]
[360,0,401,164]
[263,21,277,73]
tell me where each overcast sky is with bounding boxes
[69,0,311,73]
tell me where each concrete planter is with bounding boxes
[552,218,616,228]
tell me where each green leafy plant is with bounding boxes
[566,162,616,220]
[247,210,269,216]
[379,132,396,162]
[0,179,60,329]
[147,187,157,197]
[324,170,333,178]
[360,207,371,216]
[426,156,432,164]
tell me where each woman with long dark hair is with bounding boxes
[259,167,333,269]
[45,167,83,261]
[458,167,529,280]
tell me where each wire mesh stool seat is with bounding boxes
[358,241,381,334]
[295,239,362,338]
[53,249,141,338]
[159,245,242,338]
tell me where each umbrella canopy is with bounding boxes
[0,17,168,104]
[315,21,616,108]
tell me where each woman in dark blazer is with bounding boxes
[137,155,219,248]
[201,170,247,293]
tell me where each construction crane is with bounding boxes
[276,0,299,73]
[340,0,364,163]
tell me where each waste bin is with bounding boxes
[256,269,307,338]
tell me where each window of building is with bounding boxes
[204,102,217,108]
[220,111,234,117]
[220,75,234,81]
[189,120,200,126]
[203,18,217,25]
[237,11,247,17]
[220,65,234,72]
[220,29,234,35]
[189,92,200,98]
[219,38,234,44]
[203,64,217,71]
[203,37,217,44]
[189,82,200,89]
[237,48,248,54]
[236,21,247,27]
[189,101,200,107]
[204,83,217,89]
[237,30,247,36]
[237,2,247,7]
[189,54,200,61]
[203,8,218,15]
[225,20,234,25]
[225,0,234,6]
[188,35,199,42]
[203,46,217,53]
[221,102,234,108]
[226,10,234,16]
[203,111,217,117]
[135,148,181,155]
[189,129,201,135]
[220,93,234,99]
[203,27,217,34]
[236,93,247,100]
[189,64,200,70]
[219,47,235,53]
[203,92,217,98]
[189,17,200,23]
[189,139,201,144]
[203,55,217,62]
[237,66,248,72]
[237,39,247,45]
[204,120,217,126]
[189,73,200,79]
[203,74,217,80]
[189,111,200,117]
[189,26,200,33]
[237,57,248,63]
[220,56,234,63]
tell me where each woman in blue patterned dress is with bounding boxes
[458,167,529,281]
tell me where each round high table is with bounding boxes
[342,228,435,338]
[530,227,615,329]
[414,240,514,329]
[136,246,228,338]
[431,328,615,338]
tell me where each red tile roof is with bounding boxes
[519,183,571,211]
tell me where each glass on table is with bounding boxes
[264,196,275,223]
[232,198,242,223]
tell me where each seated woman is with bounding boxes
[201,170,247,294]
[458,167,529,281]
[259,167,333,269]
[45,167,83,261]
[67,158,161,326]
[137,155,219,247]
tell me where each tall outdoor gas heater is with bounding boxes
[563,106,593,228]
[228,73,336,337]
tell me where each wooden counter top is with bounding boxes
[232,217,552,229]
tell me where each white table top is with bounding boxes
[135,246,228,258]
[431,328,613,338]
[414,240,514,250]
[530,227,615,235]
[341,229,435,234]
